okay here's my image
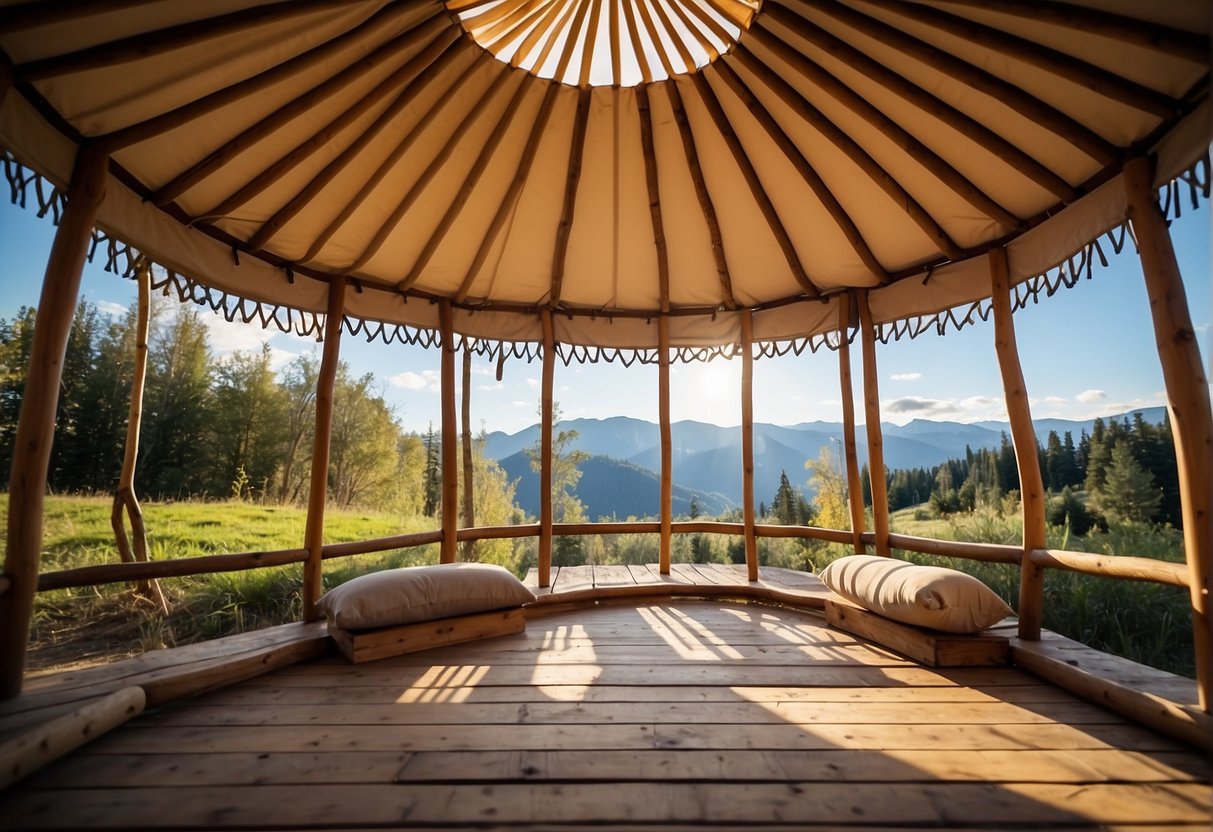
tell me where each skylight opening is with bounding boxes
[451,0,760,87]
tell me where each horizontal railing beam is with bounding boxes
[30,523,1191,593]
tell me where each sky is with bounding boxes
[0,195,1208,437]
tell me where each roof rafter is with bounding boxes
[553,0,595,85]
[150,13,451,208]
[713,58,889,284]
[548,88,592,307]
[935,0,1209,65]
[455,85,563,303]
[398,76,536,294]
[691,72,822,299]
[513,0,582,74]
[469,0,554,50]
[346,66,516,275]
[246,33,464,253]
[196,26,462,225]
[619,0,654,83]
[647,0,700,73]
[759,4,1076,204]
[633,0,679,79]
[97,3,432,152]
[298,52,483,266]
[15,0,360,80]
[746,27,1024,232]
[782,0,1118,165]
[862,0,1180,118]
[635,85,671,311]
[665,81,737,310]
[731,47,964,262]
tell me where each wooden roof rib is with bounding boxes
[0,0,1206,341]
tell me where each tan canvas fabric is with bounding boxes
[316,562,536,630]
[0,1,1207,348]
[819,554,1013,634]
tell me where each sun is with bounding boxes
[674,356,741,423]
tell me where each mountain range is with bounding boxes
[486,407,1168,520]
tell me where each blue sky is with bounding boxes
[0,197,1208,436]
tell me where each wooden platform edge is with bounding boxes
[0,685,145,790]
[522,583,828,618]
[329,607,527,664]
[1010,637,1211,751]
[824,598,1009,667]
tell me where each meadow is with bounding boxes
[4,495,1195,679]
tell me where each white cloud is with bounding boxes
[1043,396,1067,404]
[559,385,572,392]
[203,313,272,354]
[958,395,999,409]
[511,400,531,407]
[890,372,922,382]
[1076,389,1106,403]
[389,369,439,392]
[97,300,128,318]
[526,377,539,388]
[477,382,504,392]
[884,396,958,417]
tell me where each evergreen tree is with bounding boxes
[276,353,318,504]
[422,422,440,517]
[211,344,288,499]
[689,495,700,519]
[526,403,589,565]
[1095,440,1162,522]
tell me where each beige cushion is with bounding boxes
[819,555,1013,634]
[317,563,536,630]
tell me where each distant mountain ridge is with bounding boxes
[484,407,1168,516]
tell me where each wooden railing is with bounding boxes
[28,521,1190,592]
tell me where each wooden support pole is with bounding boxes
[461,344,476,562]
[0,143,107,699]
[538,308,555,588]
[856,290,890,556]
[1123,156,1213,712]
[109,259,167,613]
[439,301,458,565]
[658,315,673,574]
[740,310,758,580]
[989,247,1046,640]
[837,296,867,554]
[302,277,345,622]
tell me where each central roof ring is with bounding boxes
[448,0,763,87]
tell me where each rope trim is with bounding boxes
[6,151,1208,361]
[875,154,1210,344]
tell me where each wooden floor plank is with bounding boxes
[592,564,635,587]
[201,681,1079,707]
[3,782,1208,828]
[32,747,1206,789]
[140,699,1123,729]
[86,719,1184,754]
[628,563,663,584]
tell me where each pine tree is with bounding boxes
[1096,441,1161,522]
[422,422,440,517]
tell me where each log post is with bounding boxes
[538,308,555,587]
[439,301,458,564]
[856,290,891,555]
[1123,156,1212,712]
[740,310,758,580]
[989,247,1047,640]
[658,315,673,573]
[461,344,476,562]
[0,143,107,698]
[302,276,345,622]
[837,294,867,554]
[109,258,167,613]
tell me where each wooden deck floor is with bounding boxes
[3,598,1208,829]
[523,561,831,598]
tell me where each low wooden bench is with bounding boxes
[328,607,526,664]
[824,596,1011,667]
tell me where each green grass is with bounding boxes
[6,495,444,668]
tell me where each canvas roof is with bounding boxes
[0,0,1208,350]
